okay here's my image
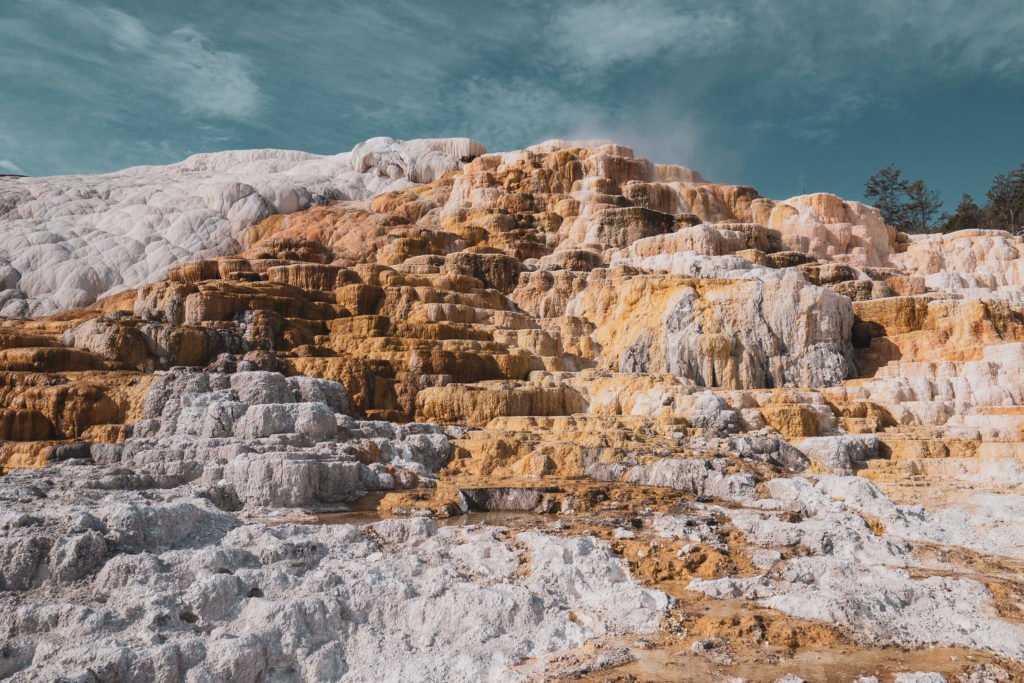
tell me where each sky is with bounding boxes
[1,0,1023,209]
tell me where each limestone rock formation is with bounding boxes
[2,139,1024,681]
[565,269,855,388]
[0,137,484,317]
[0,471,668,681]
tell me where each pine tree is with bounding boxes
[984,163,1024,233]
[903,179,942,232]
[864,164,908,228]
[941,193,983,233]
[864,165,942,232]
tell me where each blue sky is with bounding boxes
[1,0,1022,208]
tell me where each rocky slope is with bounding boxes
[2,140,1024,682]
[0,137,484,317]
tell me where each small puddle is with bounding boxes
[578,642,1015,683]
[308,509,557,529]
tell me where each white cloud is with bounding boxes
[444,76,722,177]
[454,78,606,147]
[854,0,1024,77]
[550,0,739,73]
[4,0,261,120]
[3,0,1023,178]
[548,0,1024,84]
[157,27,262,119]
[0,159,26,175]
[545,0,1024,143]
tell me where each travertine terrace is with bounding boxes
[2,139,1024,682]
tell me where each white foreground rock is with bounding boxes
[0,363,669,681]
[688,475,1024,659]
[0,465,668,682]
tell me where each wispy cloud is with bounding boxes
[4,0,262,120]
[0,159,26,175]
[2,0,1023,189]
[548,0,739,73]
[851,0,1024,77]
[156,27,262,119]
[544,0,1024,143]
[0,0,264,173]
[452,78,606,147]
[788,91,876,143]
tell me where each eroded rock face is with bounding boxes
[3,139,1024,681]
[0,137,484,317]
[565,269,855,389]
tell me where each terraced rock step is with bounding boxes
[3,140,1024,681]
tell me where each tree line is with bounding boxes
[863,162,1024,234]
